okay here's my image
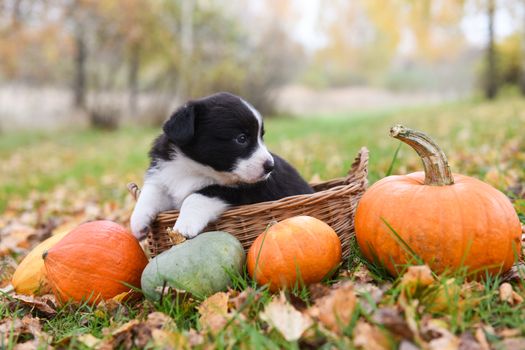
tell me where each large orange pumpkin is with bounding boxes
[43,220,148,304]
[247,216,342,291]
[355,125,522,277]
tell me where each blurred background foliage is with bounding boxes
[0,0,524,129]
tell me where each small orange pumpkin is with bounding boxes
[43,220,148,304]
[247,216,342,291]
[355,125,522,277]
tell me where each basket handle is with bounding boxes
[128,182,141,201]
[344,147,369,185]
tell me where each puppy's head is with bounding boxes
[163,92,274,184]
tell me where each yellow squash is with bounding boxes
[12,229,70,295]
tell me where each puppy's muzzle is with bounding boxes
[263,159,275,174]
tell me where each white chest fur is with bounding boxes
[146,151,239,209]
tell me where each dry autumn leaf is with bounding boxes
[260,292,313,341]
[458,332,483,350]
[353,320,391,350]
[10,294,57,318]
[501,337,525,350]
[228,287,262,317]
[198,292,230,334]
[474,333,490,350]
[77,333,101,348]
[308,281,356,334]
[400,265,434,297]
[373,307,413,340]
[421,318,459,350]
[0,314,48,347]
[499,283,523,305]
[99,312,177,349]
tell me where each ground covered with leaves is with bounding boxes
[1,97,525,349]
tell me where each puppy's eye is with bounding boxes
[236,134,248,144]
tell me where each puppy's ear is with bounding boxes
[163,104,195,146]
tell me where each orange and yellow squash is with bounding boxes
[12,230,69,295]
[43,220,148,304]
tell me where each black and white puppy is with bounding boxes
[130,92,313,240]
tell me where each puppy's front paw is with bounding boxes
[173,216,205,239]
[130,209,153,240]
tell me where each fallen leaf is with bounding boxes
[499,283,523,305]
[151,328,183,349]
[426,278,462,313]
[13,340,42,350]
[260,292,313,341]
[458,332,483,350]
[498,328,522,338]
[112,290,135,303]
[198,292,230,334]
[399,340,420,350]
[355,282,384,314]
[11,294,57,318]
[353,320,391,350]
[501,337,525,350]
[474,328,490,350]
[146,311,176,331]
[0,257,17,287]
[400,265,434,297]
[373,307,413,340]
[500,283,513,303]
[352,264,375,283]
[501,263,525,283]
[229,287,262,317]
[308,281,356,334]
[0,314,47,347]
[421,319,459,350]
[77,334,101,348]
[110,319,140,336]
[429,335,460,350]
[512,291,524,305]
[308,283,332,301]
[100,311,177,349]
[0,223,36,255]
[187,328,205,347]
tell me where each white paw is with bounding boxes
[130,208,154,240]
[173,216,206,239]
[174,193,229,239]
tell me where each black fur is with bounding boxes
[163,104,195,146]
[149,91,313,206]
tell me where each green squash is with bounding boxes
[141,231,245,300]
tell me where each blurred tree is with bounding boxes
[497,34,522,87]
[308,0,466,88]
[0,0,64,82]
[0,0,305,120]
[485,0,498,99]
[520,0,525,95]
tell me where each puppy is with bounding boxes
[130,92,313,239]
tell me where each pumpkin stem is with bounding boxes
[390,125,454,186]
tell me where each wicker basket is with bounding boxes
[128,147,369,259]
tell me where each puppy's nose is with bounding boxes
[263,159,274,174]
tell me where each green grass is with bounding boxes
[1,96,525,348]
